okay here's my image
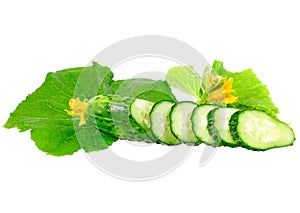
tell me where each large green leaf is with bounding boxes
[212,60,279,116]
[165,66,201,100]
[4,63,117,156]
[112,78,177,102]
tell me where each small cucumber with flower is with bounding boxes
[66,94,295,151]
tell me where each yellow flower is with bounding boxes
[206,77,238,104]
[65,98,88,126]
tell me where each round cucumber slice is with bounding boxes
[230,110,295,150]
[170,102,199,145]
[208,107,239,147]
[192,105,218,145]
[150,101,180,145]
[130,98,154,131]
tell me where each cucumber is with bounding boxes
[170,102,199,145]
[86,95,295,150]
[87,95,154,142]
[192,105,218,145]
[150,101,180,145]
[230,110,295,150]
[208,107,239,147]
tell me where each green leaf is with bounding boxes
[112,78,177,102]
[31,127,80,156]
[4,63,117,156]
[74,121,117,153]
[212,60,279,115]
[4,67,83,132]
[166,66,201,99]
[74,62,114,99]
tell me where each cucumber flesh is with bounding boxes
[130,99,154,131]
[230,110,295,150]
[209,107,239,147]
[150,101,179,145]
[170,102,199,144]
[192,105,218,145]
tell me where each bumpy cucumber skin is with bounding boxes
[229,110,295,151]
[87,95,155,143]
[207,108,222,147]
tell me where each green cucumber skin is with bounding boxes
[88,95,155,143]
[229,110,243,146]
[207,108,223,147]
[229,110,295,151]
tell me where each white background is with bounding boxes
[0,0,299,212]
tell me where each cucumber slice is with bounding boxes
[230,110,295,150]
[192,105,218,145]
[150,101,180,145]
[208,107,239,147]
[130,98,154,131]
[170,102,199,144]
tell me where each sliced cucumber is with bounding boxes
[170,102,199,145]
[130,98,154,131]
[208,107,239,147]
[150,101,180,145]
[192,105,218,145]
[230,110,295,150]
